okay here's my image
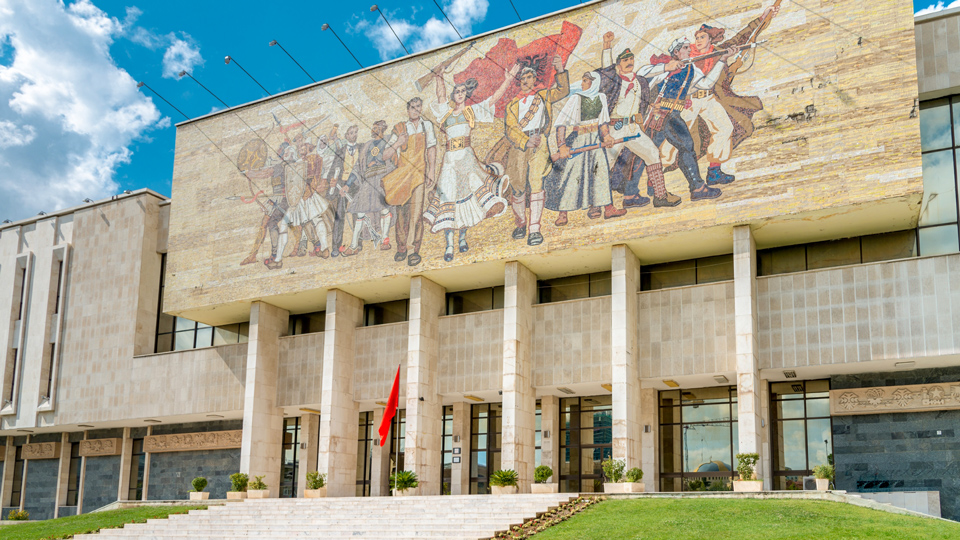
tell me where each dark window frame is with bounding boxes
[279,417,300,498]
[658,386,738,492]
[558,395,613,493]
[918,97,960,255]
[769,380,834,490]
[469,403,501,494]
[356,411,374,497]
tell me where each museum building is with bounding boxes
[2,0,960,523]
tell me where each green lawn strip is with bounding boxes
[2,505,207,540]
[530,499,960,540]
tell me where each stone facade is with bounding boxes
[916,7,960,98]
[147,449,240,500]
[81,456,121,513]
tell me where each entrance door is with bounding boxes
[559,396,612,493]
[659,386,738,491]
[279,417,300,497]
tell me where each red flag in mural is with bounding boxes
[378,363,402,447]
[453,21,583,118]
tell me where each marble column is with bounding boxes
[611,245,642,471]
[116,427,133,501]
[450,402,471,495]
[297,413,320,498]
[404,277,445,495]
[370,408,392,496]
[539,396,560,486]
[318,289,363,497]
[1,437,14,509]
[640,385,659,492]
[54,433,70,517]
[141,426,152,501]
[501,261,537,492]
[733,226,766,488]
[240,301,289,498]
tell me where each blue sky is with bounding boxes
[0,0,949,222]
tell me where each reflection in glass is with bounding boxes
[919,224,960,256]
[920,99,951,151]
[777,420,807,471]
[919,150,958,227]
[807,418,832,467]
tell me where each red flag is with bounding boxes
[378,363,402,447]
[453,21,583,118]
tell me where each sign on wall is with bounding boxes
[167,0,921,316]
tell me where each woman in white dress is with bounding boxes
[424,65,517,262]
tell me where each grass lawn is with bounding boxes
[1,506,206,540]
[531,499,960,540]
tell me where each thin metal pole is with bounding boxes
[431,0,462,39]
[373,5,411,55]
[323,24,365,69]
[226,56,271,95]
[270,40,316,83]
[179,71,229,109]
[137,82,190,121]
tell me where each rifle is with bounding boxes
[414,41,475,92]
[550,133,646,161]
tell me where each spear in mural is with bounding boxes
[414,41,475,92]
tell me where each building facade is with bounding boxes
[2,0,960,522]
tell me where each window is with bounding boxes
[640,255,734,291]
[364,300,408,326]
[65,442,81,506]
[279,417,300,498]
[446,287,504,315]
[757,230,918,276]
[470,403,501,494]
[9,445,24,506]
[127,439,145,500]
[155,255,249,353]
[388,409,407,477]
[918,97,960,255]
[535,400,542,468]
[659,386,738,492]
[289,311,325,335]
[356,411,374,497]
[538,272,610,304]
[770,380,833,490]
[441,406,453,495]
[559,396,612,493]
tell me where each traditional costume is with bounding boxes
[383,118,437,265]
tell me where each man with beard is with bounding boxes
[341,120,398,256]
[327,124,360,257]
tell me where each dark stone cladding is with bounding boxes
[149,419,242,436]
[82,455,121,513]
[58,506,78,517]
[147,449,241,500]
[23,458,58,520]
[831,367,960,521]
[29,433,61,443]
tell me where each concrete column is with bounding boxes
[539,396,560,485]
[640,386,659,492]
[404,277,445,496]
[1,437,13,507]
[501,261,537,492]
[297,413,320,498]
[240,301,289,498]
[611,245,642,471]
[318,289,363,497]
[733,226,766,487]
[450,402,471,495]
[54,433,70,517]
[117,427,132,501]
[370,408,391,496]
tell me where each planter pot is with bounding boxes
[189,492,210,501]
[815,479,830,491]
[491,485,518,495]
[603,482,645,493]
[246,489,270,499]
[226,491,247,500]
[304,488,327,498]
[531,483,559,494]
[393,489,413,496]
[733,481,763,493]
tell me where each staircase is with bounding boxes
[75,493,578,540]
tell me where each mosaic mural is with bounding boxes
[167,0,921,314]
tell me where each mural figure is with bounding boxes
[659,5,777,183]
[342,120,397,256]
[424,66,515,262]
[487,55,570,246]
[597,35,677,208]
[328,124,360,257]
[382,97,438,266]
[544,71,621,226]
[239,143,294,269]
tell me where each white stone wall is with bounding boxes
[638,282,736,378]
[278,333,324,407]
[353,322,409,402]
[438,310,503,394]
[532,296,612,386]
[758,254,960,369]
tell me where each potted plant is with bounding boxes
[601,458,644,493]
[247,475,269,499]
[531,465,557,493]
[812,464,834,491]
[623,467,645,493]
[390,470,419,496]
[733,453,763,492]
[227,473,248,500]
[189,476,209,501]
[304,471,327,498]
[489,469,519,495]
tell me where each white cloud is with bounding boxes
[161,36,203,78]
[354,0,489,60]
[0,0,165,220]
[915,0,960,16]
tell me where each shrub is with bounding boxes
[813,464,835,481]
[306,471,327,490]
[534,465,553,484]
[229,472,248,492]
[7,509,29,521]
[601,458,625,483]
[736,452,760,481]
[490,469,519,487]
[390,470,419,492]
[249,475,267,490]
[191,476,208,492]
[625,467,643,483]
